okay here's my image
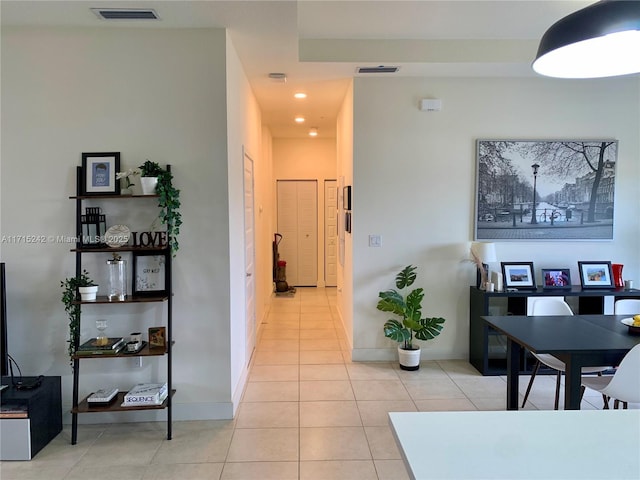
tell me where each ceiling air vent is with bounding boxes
[91,8,160,20]
[356,66,400,74]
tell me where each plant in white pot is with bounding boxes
[377,265,446,370]
[61,270,97,363]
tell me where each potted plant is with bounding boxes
[61,270,96,362]
[139,160,182,255]
[139,160,163,195]
[377,265,446,370]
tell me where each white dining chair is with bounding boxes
[581,343,640,409]
[614,299,640,315]
[522,298,610,409]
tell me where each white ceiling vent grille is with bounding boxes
[356,66,400,74]
[91,8,160,20]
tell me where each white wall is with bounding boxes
[272,138,337,286]
[336,82,355,349]
[351,76,640,361]
[1,27,246,421]
[225,31,267,413]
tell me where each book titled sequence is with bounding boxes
[121,383,168,407]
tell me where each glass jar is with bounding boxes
[107,255,127,301]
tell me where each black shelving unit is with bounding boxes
[469,285,640,375]
[69,166,173,445]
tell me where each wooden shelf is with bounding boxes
[69,164,174,445]
[70,194,159,200]
[73,343,168,360]
[74,295,168,305]
[73,390,175,414]
[71,246,169,253]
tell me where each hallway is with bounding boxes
[1,287,615,480]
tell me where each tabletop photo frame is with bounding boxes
[578,261,614,289]
[132,251,168,297]
[81,152,120,195]
[501,262,536,290]
[541,268,572,289]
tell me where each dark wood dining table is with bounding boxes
[482,314,640,410]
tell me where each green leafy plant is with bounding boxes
[377,265,445,350]
[60,270,95,364]
[139,160,182,255]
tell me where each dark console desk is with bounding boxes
[1,376,62,460]
[469,286,640,375]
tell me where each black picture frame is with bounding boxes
[501,262,536,290]
[577,261,614,289]
[541,268,572,289]
[343,185,352,210]
[81,152,120,195]
[345,211,352,234]
[132,251,168,297]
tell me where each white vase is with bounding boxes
[78,285,98,301]
[398,345,421,371]
[140,176,158,195]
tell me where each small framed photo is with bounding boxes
[541,268,572,289]
[132,252,167,297]
[501,262,536,290]
[578,261,614,289]
[148,326,166,351]
[82,152,120,195]
[345,211,352,233]
[343,186,352,210]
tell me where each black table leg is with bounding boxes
[564,356,583,410]
[506,339,520,410]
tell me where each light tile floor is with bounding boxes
[2,287,636,479]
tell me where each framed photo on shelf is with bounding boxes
[81,152,120,195]
[343,185,352,210]
[148,326,166,351]
[132,251,168,297]
[501,262,536,290]
[577,261,614,289]
[541,268,572,289]
[345,211,352,233]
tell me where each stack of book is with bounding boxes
[121,383,168,407]
[87,387,119,406]
[0,404,28,418]
[76,337,125,356]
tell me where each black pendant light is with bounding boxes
[533,0,640,78]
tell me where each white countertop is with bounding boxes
[389,410,640,480]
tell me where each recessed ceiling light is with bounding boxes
[294,92,307,99]
[295,116,305,123]
[309,127,318,137]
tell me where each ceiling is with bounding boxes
[1,0,597,138]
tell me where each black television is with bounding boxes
[1,263,8,377]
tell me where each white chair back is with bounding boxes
[531,298,574,316]
[604,344,640,403]
[614,299,640,315]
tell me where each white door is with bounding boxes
[277,180,318,286]
[243,153,256,365]
[324,180,337,287]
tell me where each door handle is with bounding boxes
[246,273,252,277]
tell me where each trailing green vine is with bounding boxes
[60,270,95,365]
[139,160,182,255]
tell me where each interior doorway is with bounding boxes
[276,180,318,286]
[243,152,256,365]
[324,180,337,287]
